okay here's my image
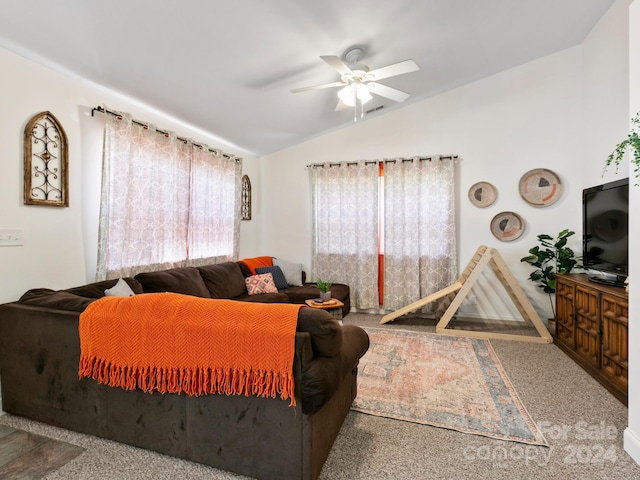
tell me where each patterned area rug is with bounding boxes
[352,327,547,446]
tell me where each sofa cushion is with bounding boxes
[273,258,303,287]
[18,288,95,312]
[237,261,252,278]
[255,266,289,290]
[245,273,279,295]
[198,262,246,298]
[135,267,210,298]
[233,293,290,303]
[66,278,143,298]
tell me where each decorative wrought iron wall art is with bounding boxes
[23,111,69,206]
[241,174,252,220]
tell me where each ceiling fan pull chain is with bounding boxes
[354,89,358,122]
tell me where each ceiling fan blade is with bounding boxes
[368,82,411,103]
[320,55,354,76]
[367,60,419,81]
[290,81,346,93]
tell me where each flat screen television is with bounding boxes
[582,177,629,288]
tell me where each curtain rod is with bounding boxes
[91,106,239,161]
[306,155,458,168]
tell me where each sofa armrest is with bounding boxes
[19,289,96,312]
[299,320,369,415]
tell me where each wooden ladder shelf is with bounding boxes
[380,245,553,344]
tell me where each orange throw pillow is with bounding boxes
[241,256,273,275]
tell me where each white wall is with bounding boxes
[260,0,630,320]
[583,0,631,187]
[239,157,262,258]
[625,0,640,465]
[0,46,257,304]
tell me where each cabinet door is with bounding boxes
[573,284,600,367]
[555,278,576,348]
[601,293,628,392]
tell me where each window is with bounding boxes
[96,111,241,280]
[311,156,457,311]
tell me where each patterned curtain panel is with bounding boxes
[97,111,241,280]
[311,162,379,310]
[186,146,242,267]
[383,157,457,311]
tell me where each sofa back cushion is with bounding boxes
[236,261,253,278]
[135,267,210,298]
[19,288,96,312]
[197,262,247,299]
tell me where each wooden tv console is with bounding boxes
[554,273,628,405]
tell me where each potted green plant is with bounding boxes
[316,279,333,302]
[603,111,640,185]
[520,229,582,317]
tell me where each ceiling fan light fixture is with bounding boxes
[338,83,372,107]
[356,84,372,104]
[338,84,356,106]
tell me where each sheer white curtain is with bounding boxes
[97,111,240,280]
[311,162,379,310]
[383,156,457,311]
[187,146,241,267]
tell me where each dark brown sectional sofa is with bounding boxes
[0,260,368,480]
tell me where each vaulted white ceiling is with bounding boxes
[0,0,614,156]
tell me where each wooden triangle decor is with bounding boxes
[380,246,553,344]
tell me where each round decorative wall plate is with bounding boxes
[468,181,497,208]
[519,168,562,207]
[490,211,525,242]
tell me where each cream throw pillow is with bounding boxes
[273,258,303,287]
[105,278,135,297]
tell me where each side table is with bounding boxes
[304,298,345,324]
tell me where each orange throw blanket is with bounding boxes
[78,293,302,405]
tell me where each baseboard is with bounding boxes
[624,427,640,465]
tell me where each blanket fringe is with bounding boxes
[79,354,296,406]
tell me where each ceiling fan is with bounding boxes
[291,47,419,121]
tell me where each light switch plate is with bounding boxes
[0,228,24,247]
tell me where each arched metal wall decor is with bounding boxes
[24,111,69,206]
[241,174,252,220]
